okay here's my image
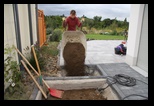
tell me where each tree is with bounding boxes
[84,18,94,30]
[101,18,112,28]
[122,18,129,29]
[124,18,127,23]
[88,19,94,30]
[44,15,63,31]
[44,15,129,35]
[93,16,102,29]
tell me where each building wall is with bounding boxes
[136,4,148,72]
[4,4,38,91]
[4,4,19,90]
[4,4,18,62]
[126,4,144,65]
[4,4,38,61]
[125,4,148,74]
[17,4,31,56]
[31,4,38,44]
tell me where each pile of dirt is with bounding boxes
[63,43,86,76]
[45,89,107,100]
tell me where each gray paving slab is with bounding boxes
[59,40,126,66]
[97,63,148,100]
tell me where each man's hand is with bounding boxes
[81,17,85,22]
[62,17,66,21]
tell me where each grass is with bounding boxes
[86,34,124,40]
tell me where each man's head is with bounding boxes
[70,10,76,19]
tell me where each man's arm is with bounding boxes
[118,44,124,53]
[62,17,67,29]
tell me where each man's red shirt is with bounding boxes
[63,16,82,31]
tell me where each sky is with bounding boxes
[38,4,131,21]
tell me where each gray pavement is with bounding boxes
[59,40,126,66]
[97,63,148,100]
[57,40,148,100]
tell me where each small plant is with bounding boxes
[24,42,46,71]
[4,44,21,88]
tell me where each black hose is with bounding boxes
[96,74,148,100]
[114,74,136,86]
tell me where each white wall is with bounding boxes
[18,4,31,56]
[31,4,38,45]
[4,4,38,91]
[125,4,145,66]
[4,4,19,90]
[136,4,148,72]
[4,4,38,64]
[4,4,19,62]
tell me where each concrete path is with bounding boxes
[59,40,126,66]
[85,40,126,64]
[97,63,148,100]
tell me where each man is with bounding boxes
[114,42,127,55]
[123,29,128,41]
[62,10,83,31]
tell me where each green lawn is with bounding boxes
[86,34,124,40]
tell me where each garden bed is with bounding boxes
[43,89,107,100]
[4,41,99,100]
[4,41,118,100]
[34,78,119,100]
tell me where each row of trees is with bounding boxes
[84,16,128,29]
[44,15,129,35]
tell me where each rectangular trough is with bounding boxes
[29,76,119,100]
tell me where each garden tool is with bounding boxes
[31,45,42,86]
[15,47,64,98]
[21,60,47,99]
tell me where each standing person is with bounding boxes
[62,10,83,31]
[123,29,128,41]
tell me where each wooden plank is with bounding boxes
[38,9,46,47]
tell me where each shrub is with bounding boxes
[4,44,21,88]
[24,42,46,71]
[46,28,52,35]
[110,30,118,35]
[50,29,62,42]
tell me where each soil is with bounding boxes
[41,56,61,77]
[63,43,86,76]
[44,89,107,100]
